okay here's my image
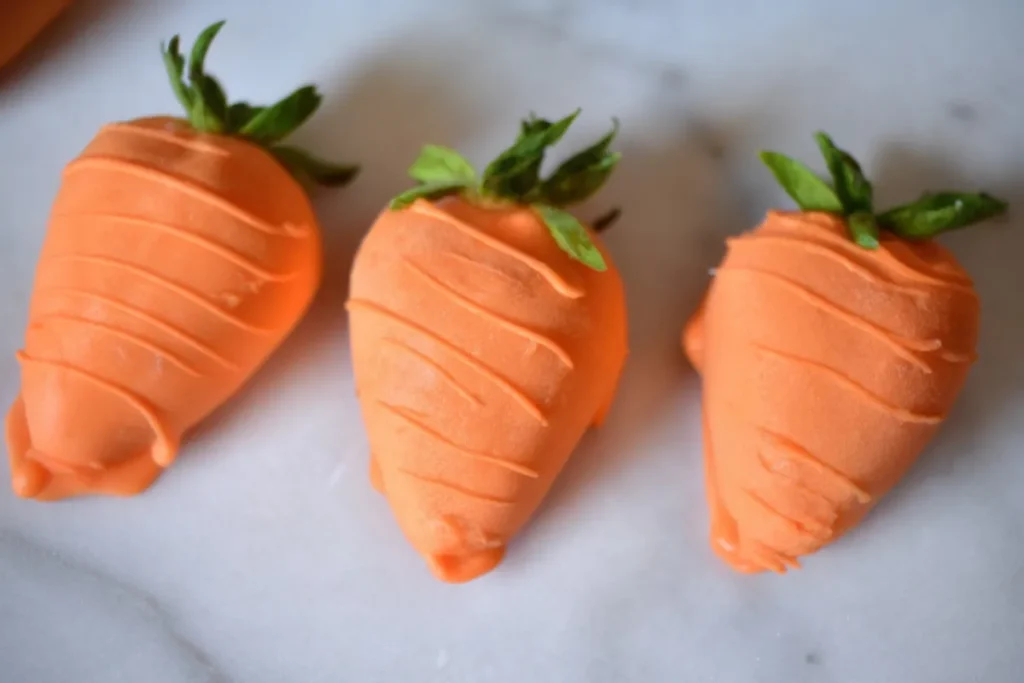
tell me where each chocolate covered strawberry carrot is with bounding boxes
[348,111,627,582]
[5,21,356,501]
[684,132,1007,573]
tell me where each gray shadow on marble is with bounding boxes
[841,144,1024,534]
[0,531,224,683]
[511,115,757,552]
[0,0,133,86]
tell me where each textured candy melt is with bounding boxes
[684,210,978,573]
[348,197,627,582]
[5,117,322,500]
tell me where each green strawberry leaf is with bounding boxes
[759,151,843,213]
[160,35,192,113]
[271,145,359,188]
[519,114,551,138]
[815,132,873,213]
[190,99,223,133]
[761,132,1010,249]
[182,20,228,133]
[188,20,225,82]
[389,146,477,209]
[533,204,607,271]
[158,21,357,193]
[391,112,619,271]
[190,74,228,133]
[408,145,477,185]
[848,211,880,249]
[538,118,621,206]
[227,102,264,130]
[481,109,580,200]
[390,180,471,211]
[879,192,1008,239]
[198,75,228,117]
[239,85,321,144]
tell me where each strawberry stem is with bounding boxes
[760,132,1008,247]
[159,21,357,188]
[388,110,621,271]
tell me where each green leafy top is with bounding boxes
[759,132,1007,249]
[389,110,621,271]
[160,21,357,188]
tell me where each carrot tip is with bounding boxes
[426,547,506,583]
[11,458,51,499]
[151,441,179,468]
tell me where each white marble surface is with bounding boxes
[1,0,1023,681]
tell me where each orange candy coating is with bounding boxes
[685,210,978,573]
[348,197,628,582]
[6,117,321,500]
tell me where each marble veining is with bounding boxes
[0,532,228,683]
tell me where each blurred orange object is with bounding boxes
[0,0,74,70]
